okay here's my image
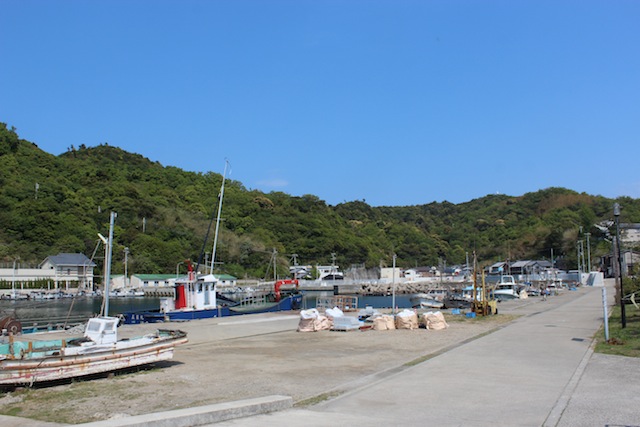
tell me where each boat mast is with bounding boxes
[102,211,117,317]
[273,248,278,282]
[210,160,229,275]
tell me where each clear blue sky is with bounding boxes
[1,1,638,207]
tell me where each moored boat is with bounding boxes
[410,292,445,309]
[492,275,521,300]
[123,273,302,324]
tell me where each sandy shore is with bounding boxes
[0,306,521,424]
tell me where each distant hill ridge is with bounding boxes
[1,122,638,279]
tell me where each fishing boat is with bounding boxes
[410,290,445,309]
[0,316,187,386]
[123,273,302,324]
[492,275,521,300]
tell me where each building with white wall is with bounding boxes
[0,253,96,293]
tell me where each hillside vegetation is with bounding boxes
[1,122,638,280]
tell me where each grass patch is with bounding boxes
[295,391,343,407]
[594,305,640,358]
[5,407,22,416]
[0,377,131,424]
[404,353,438,367]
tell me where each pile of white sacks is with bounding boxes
[296,307,341,332]
[370,309,449,331]
[297,307,449,332]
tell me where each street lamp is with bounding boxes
[614,203,626,328]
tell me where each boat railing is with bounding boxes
[237,294,269,307]
[5,314,89,334]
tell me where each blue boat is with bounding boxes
[123,275,302,324]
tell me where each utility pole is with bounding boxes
[576,241,582,277]
[614,203,626,328]
[392,254,397,315]
[585,232,591,272]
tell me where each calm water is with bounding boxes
[0,297,160,327]
[0,292,415,327]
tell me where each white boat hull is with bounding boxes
[493,290,519,300]
[0,325,187,386]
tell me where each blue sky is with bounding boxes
[1,1,638,207]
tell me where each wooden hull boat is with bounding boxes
[0,316,187,386]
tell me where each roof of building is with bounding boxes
[41,253,96,267]
[489,261,508,268]
[214,274,237,280]
[133,274,237,281]
[134,274,177,280]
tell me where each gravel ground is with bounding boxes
[0,308,517,424]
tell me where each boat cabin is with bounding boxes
[160,272,218,314]
[84,317,119,345]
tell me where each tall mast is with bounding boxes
[102,211,117,317]
[210,160,229,275]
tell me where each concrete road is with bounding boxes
[214,281,640,426]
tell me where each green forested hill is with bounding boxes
[1,122,638,279]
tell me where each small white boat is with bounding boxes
[410,290,445,309]
[493,275,520,300]
[0,316,187,386]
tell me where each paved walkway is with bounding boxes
[213,281,640,426]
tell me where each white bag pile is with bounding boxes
[372,314,396,331]
[421,311,449,330]
[325,307,344,320]
[297,308,332,332]
[395,309,419,330]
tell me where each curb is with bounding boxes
[542,338,596,426]
[75,395,293,427]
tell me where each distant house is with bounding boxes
[621,224,640,245]
[403,266,432,280]
[487,262,509,275]
[130,274,177,290]
[509,260,552,276]
[600,250,640,278]
[39,253,96,290]
[380,267,402,281]
[0,253,96,292]
[215,274,238,287]
[130,273,238,296]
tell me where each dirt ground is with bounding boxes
[0,310,516,424]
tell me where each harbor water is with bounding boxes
[0,297,161,328]
[0,292,416,327]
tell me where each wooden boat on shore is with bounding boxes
[0,211,187,387]
[0,316,187,386]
